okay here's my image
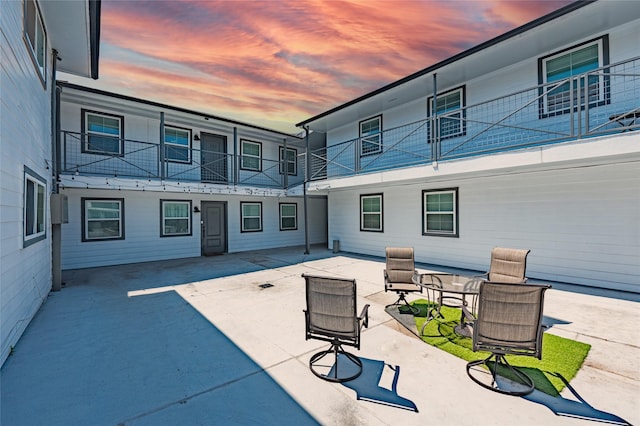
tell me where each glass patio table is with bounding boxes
[411,273,484,336]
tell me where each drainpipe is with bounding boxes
[159,112,165,180]
[303,126,310,255]
[51,49,62,291]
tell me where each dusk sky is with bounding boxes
[61,0,574,134]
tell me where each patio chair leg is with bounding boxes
[309,341,363,383]
[466,354,535,396]
[385,292,419,315]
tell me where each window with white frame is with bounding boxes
[24,167,46,246]
[161,200,191,237]
[422,188,458,237]
[164,125,191,163]
[241,140,262,171]
[279,203,297,231]
[540,37,608,116]
[279,147,297,175]
[240,202,262,232]
[82,198,124,241]
[360,193,383,232]
[428,87,465,139]
[24,0,47,83]
[360,115,382,155]
[82,110,124,155]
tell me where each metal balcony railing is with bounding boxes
[307,56,640,181]
[60,131,306,190]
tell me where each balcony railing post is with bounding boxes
[283,138,288,189]
[355,138,360,174]
[432,73,439,162]
[584,73,590,134]
[159,112,165,180]
[233,127,238,185]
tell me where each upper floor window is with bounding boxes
[82,110,124,155]
[24,167,46,247]
[428,87,465,140]
[540,36,609,116]
[279,203,297,231]
[24,0,47,84]
[360,193,383,232]
[422,188,458,237]
[360,115,382,156]
[82,198,124,241]
[241,140,262,171]
[279,147,297,175]
[240,202,262,232]
[160,200,191,237]
[164,126,191,163]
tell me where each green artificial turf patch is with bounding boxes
[410,300,591,396]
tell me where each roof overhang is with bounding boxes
[39,0,101,79]
[297,0,639,133]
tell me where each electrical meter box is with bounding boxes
[50,193,68,224]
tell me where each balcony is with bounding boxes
[308,57,640,181]
[60,133,306,190]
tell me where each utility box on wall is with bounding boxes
[50,194,68,224]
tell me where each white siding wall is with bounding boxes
[327,161,639,292]
[60,188,324,269]
[325,21,640,149]
[0,1,53,364]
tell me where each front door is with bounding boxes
[201,201,226,255]
[200,133,227,182]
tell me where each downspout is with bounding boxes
[51,50,62,291]
[303,126,310,255]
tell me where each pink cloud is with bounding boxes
[95,0,574,132]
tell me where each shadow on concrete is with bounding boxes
[523,373,631,425]
[332,355,418,412]
[1,288,318,425]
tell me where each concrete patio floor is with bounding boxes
[1,245,638,425]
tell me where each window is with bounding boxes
[24,0,47,83]
[241,140,262,171]
[422,188,458,237]
[161,200,191,237]
[279,203,297,231]
[360,193,383,232]
[24,167,46,246]
[360,115,382,155]
[428,87,465,139]
[164,126,191,163]
[82,110,124,155]
[279,147,297,175]
[539,37,609,116]
[240,202,262,232]
[82,198,124,241]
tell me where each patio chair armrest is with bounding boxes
[359,304,370,329]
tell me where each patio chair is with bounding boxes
[464,281,551,396]
[384,247,422,314]
[480,247,531,283]
[303,274,370,382]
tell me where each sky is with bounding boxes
[61,0,574,134]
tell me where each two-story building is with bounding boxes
[56,83,327,270]
[296,1,640,293]
[0,0,101,365]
